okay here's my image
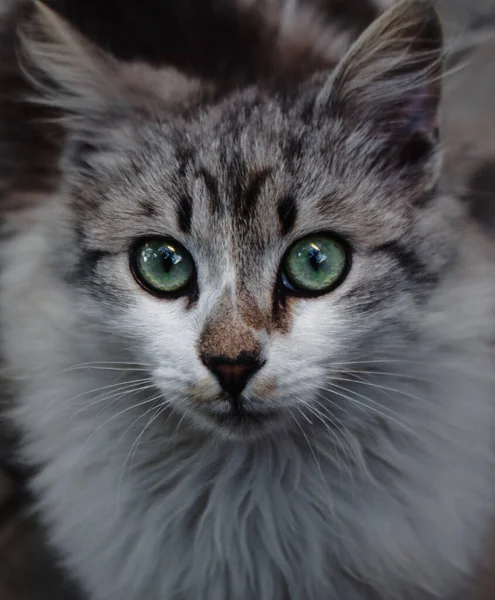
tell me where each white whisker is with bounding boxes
[315,383,426,444]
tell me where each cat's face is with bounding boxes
[22,1,453,439]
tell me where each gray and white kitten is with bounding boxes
[1,1,495,599]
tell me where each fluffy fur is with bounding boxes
[1,1,495,599]
[0,0,386,226]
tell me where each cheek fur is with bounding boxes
[126,297,199,362]
[265,301,348,392]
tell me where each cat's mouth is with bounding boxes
[196,396,282,437]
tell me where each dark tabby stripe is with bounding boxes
[277,194,298,235]
[139,199,157,218]
[76,249,110,282]
[342,281,387,313]
[235,168,272,221]
[282,136,304,171]
[198,168,221,215]
[373,240,437,286]
[1,0,383,225]
[177,193,193,233]
[69,248,134,305]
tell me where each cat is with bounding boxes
[1,0,495,599]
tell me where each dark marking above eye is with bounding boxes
[228,156,246,211]
[282,136,303,171]
[140,200,157,218]
[277,194,298,235]
[198,167,221,215]
[236,168,272,221]
[175,147,194,178]
[177,193,193,233]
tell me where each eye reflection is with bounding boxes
[282,234,349,294]
[132,238,195,296]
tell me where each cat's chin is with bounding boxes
[192,404,284,441]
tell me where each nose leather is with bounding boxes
[205,355,262,397]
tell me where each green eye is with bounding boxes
[282,234,349,294]
[132,238,195,295]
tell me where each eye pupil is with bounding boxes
[162,252,174,273]
[132,238,195,296]
[308,249,323,272]
[283,234,349,295]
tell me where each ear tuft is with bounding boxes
[18,1,124,126]
[326,0,443,166]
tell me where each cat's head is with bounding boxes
[19,0,455,439]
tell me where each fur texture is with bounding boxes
[1,1,495,599]
[0,0,387,235]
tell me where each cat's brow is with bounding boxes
[233,168,273,222]
[277,194,298,236]
[177,193,193,234]
[198,167,222,216]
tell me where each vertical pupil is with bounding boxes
[162,248,175,273]
[308,247,322,272]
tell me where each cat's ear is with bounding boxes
[18,2,128,130]
[324,0,443,168]
[18,2,200,135]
